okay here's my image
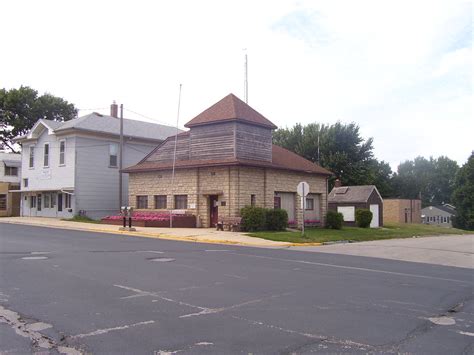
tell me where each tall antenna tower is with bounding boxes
[244,49,248,103]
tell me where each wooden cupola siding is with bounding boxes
[190,122,235,160]
[189,122,273,161]
[148,121,273,162]
[235,122,272,162]
[146,134,190,163]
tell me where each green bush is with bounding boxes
[355,209,373,228]
[265,209,288,231]
[240,206,267,232]
[326,210,344,229]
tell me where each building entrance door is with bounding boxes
[37,194,42,212]
[209,195,219,227]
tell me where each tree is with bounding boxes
[273,122,393,194]
[391,156,459,206]
[451,153,474,230]
[0,86,77,152]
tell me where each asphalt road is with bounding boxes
[0,223,473,354]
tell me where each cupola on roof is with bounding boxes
[184,93,277,129]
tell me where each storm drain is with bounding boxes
[21,256,49,260]
[147,257,175,262]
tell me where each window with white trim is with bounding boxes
[109,143,118,167]
[4,166,18,176]
[65,194,72,209]
[23,178,28,187]
[43,143,50,167]
[29,146,35,168]
[59,140,66,165]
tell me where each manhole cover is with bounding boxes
[21,256,49,260]
[147,257,175,262]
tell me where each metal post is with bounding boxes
[119,104,124,210]
[123,216,126,228]
[170,84,182,228]
[302,184,305,236]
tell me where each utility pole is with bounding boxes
[119,104,124,210]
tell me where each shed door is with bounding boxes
[370,204,379,228]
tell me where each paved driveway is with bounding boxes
[289,234,474,269]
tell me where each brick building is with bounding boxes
[124,94,332,228]
[383,199,422,224]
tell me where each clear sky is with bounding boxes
[1,0,472,170]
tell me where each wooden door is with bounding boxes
[209,195,219,227]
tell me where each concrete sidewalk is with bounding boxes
[0,217,291,247]
[290,234,474,269]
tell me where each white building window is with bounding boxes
[44,193,50,208]
[109,143,118,167]
[59,140,66,166]
[23,178,28,187]
[29,146,35,168]
[4,166,18,176]
[65,194,72,209]
[337,206,355,222]
[43,143,50,167]
[0,194,6,210]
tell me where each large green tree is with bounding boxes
[391,156,459,206]
[451,152,474,230]
[273,122,393,195]
[0,86,77,152]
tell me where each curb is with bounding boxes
[0,220,291,247]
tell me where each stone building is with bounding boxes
[124,94,332,228]
[383,199,422,224]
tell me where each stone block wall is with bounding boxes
[128,166,328,228]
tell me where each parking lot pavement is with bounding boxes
[289,234,474,268]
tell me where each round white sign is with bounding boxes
[297,181,310,197]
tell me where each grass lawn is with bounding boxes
[247,223,471,244]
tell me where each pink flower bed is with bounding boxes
[102,211,187,221]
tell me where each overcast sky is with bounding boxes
[1,0,472,169]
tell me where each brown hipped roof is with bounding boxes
[123,144,332,176]
[184,93,278,129]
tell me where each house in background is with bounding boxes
[0,151,21,217]
[15,103,178,219]
[124,93,332,228]
[384,199,421,224]
[328,181,383,228]
[422,205,455,227]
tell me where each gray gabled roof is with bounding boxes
[40,119,64,130]
[328,185,381,204]
[54,113,179,141]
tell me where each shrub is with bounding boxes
[355,209,373,228]
[266,209,288,231]
[326,210,344,229]
[240,206,267,232]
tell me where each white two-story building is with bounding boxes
[16,103,178,219]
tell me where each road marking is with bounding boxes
[71,320,155,339]
[223,274,248,280]
[156,341,214,354]
[458,331,474,336]
[114,284,207,311]
[232,315,372,350]
[204,249,230,252]
[427,316,456,325]
[21,256,48,260]
[230,253,471,284]
[179,292,294,318]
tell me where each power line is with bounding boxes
[123,108,173,127]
